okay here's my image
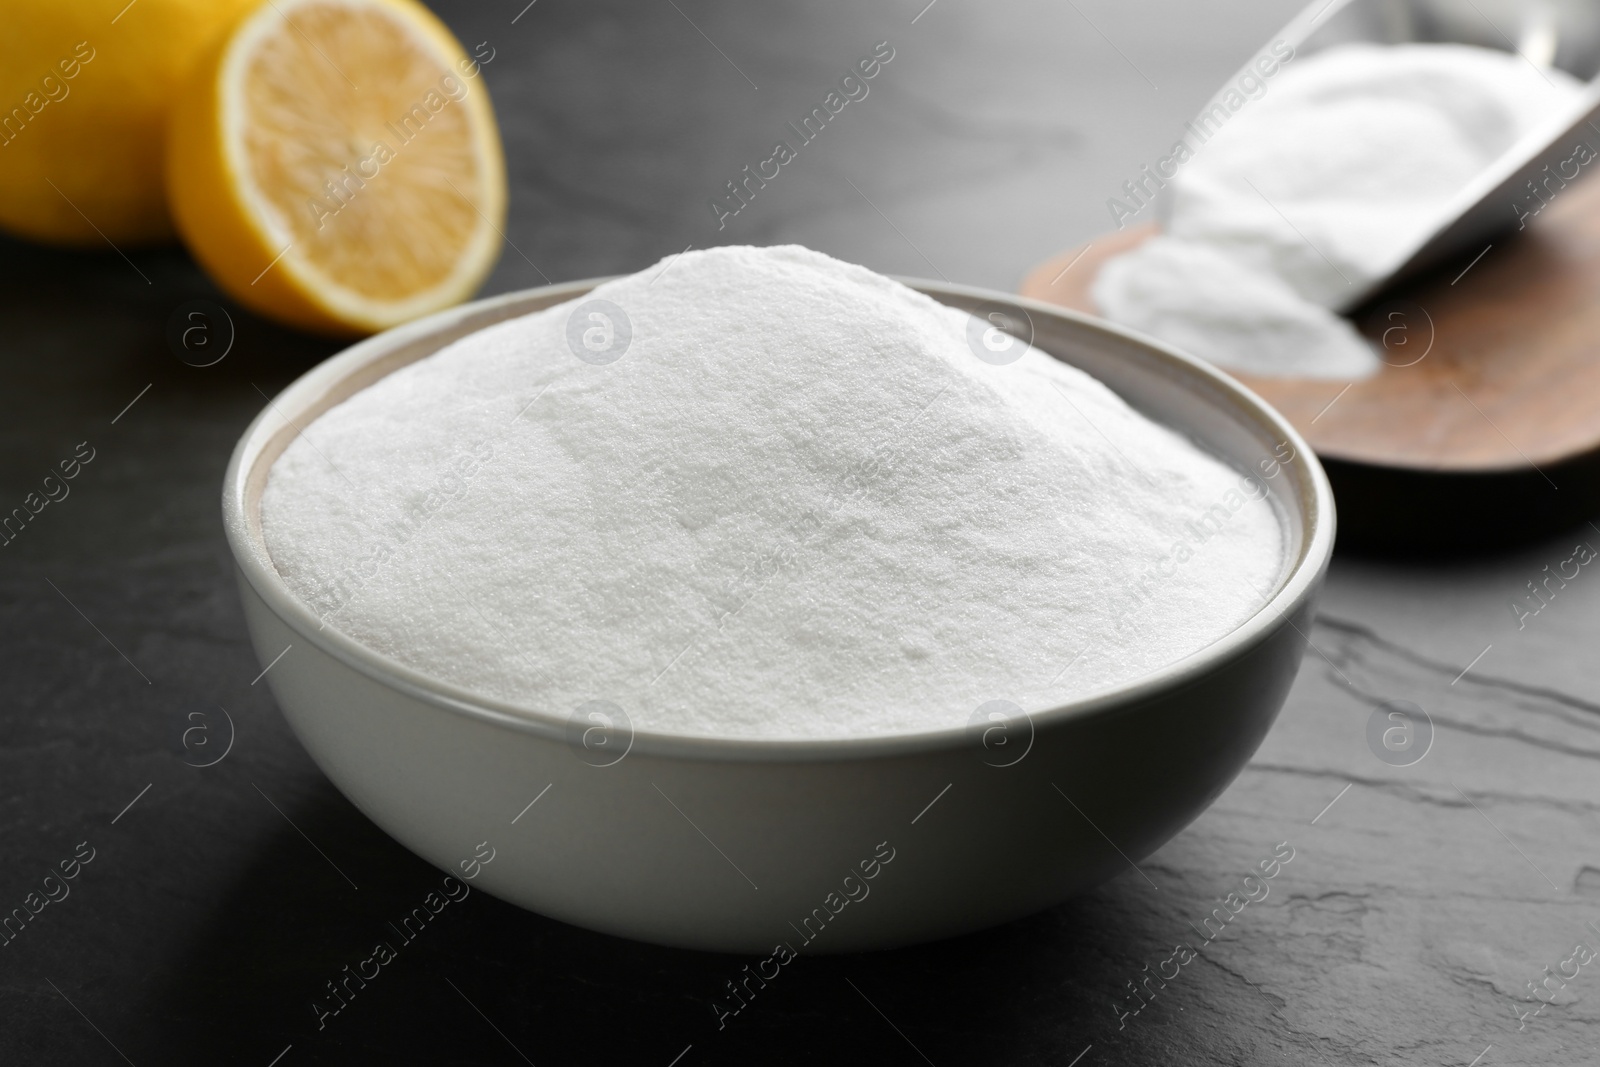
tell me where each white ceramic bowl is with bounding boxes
[223,279,1334,953]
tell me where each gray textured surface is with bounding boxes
[1,1,1596,1064]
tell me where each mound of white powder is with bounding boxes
[261,245,1284,738]
[1095,43,1582,379]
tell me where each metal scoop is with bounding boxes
[1223,0,1600,311]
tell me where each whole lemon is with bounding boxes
[0,0,258,246]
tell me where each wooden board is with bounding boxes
[1020,175,1600,475]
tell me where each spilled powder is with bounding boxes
[261,245,1284,739]
[1095,43,1583,379]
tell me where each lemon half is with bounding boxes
[167,0,507,335]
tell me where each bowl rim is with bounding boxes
[223,276,1336,763]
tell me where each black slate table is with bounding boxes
[4,2,1598,1064]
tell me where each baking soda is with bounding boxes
[1095,43,1583,379]
[262,245,1284,738]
